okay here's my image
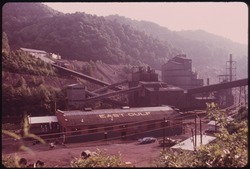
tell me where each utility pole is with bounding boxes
[244,86,246,104]
[200,118,202,145]
[194,111,197,150]
[239,86,242,104]
[191,128,195,150]
[163,117,166,151]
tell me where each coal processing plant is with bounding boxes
[27,53,248,143]
[59,54,247,111]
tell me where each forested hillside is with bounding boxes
[3,2,180,69]
[2,3,247,84]
[2,31,66,117]
[106,15,248,82]
[1,30,128,117]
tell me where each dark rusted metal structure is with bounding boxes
[187,78,248,95]
[161,54,203,89]
[56,106,183,143]
[52,55,247,111]
[52,63,122,90]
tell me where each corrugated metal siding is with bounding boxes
[57,106,175,127]
[28,116,58,124]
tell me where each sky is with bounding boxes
[44,2,248,45]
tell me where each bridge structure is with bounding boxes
[52,63,124,91]
[187,78,248,94]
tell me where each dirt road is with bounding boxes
[2,138,166,167]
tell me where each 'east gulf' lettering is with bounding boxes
[128,112,150,116]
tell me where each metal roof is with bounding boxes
[207,120,217,126]
[28,116,58,124]
[20,47,47,54]
[208,116,234,126]
[56,106,176,127]
[171,135,216,151]
[174,54,191,61]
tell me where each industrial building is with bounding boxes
[25,53,247,144]
[27,116,60,135]
[55,106,183,143]
[161,54,204,89]
[66,84,86,109]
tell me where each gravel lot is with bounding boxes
[2,136,188,167]
[2,117,210,167]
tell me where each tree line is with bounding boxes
[3,3,181,69]
[2,32,66,118]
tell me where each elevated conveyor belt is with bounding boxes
[187,78,248,95]
[92,80,128,93]
[52,63,123,90]
[83,85,143,103]
[85,90,126,106]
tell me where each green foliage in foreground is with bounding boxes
[153,103,248,167]
[2,114,45,168]
[2,155,17,168]
[71,149,127,168]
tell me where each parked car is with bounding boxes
[138,137,157,144]
[158,138,177,147]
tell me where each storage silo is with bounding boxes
[67,84,86,109]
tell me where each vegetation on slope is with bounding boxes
[106,15,248,81]
[3,2,180,69]
[2,32,66,117]
[153,103,248,167]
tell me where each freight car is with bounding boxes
[56,105,183,143]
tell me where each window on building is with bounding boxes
[41,125,44,132]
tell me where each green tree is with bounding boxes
[153,103,248,167]
[2,32,10,54]
[2,114,45,167]
[15,76,27,88]
[71,149,127,167]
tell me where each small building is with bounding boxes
[161,54,204,90]
[66,84,86,109]
[27,116,60,135]
[206,116,234,134]
[206,120,220,133]
[56,106,183,143]
[20,47,54,64]
[171,134,216,151]
[49,53,61,60]
[20,47,48,58]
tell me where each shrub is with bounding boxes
[153,103,248,167]
[71,149,127,167]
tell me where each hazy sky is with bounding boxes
[44,2,248,45]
